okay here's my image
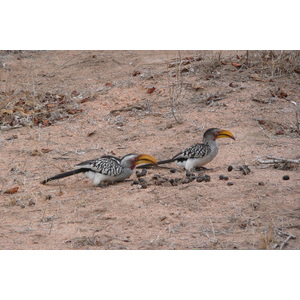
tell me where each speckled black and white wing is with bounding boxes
[75,155,123,176]
[173,143,212,160]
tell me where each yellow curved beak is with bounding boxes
[217,129,235,140]
[135,154,158,166]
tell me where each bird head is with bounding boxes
[121,153,157,169]
[203,128,235,142]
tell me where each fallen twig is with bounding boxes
[257,156,300,164]
[275,229,296,250]
[279,235,295,250]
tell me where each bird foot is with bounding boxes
[194,167,212,172]
[97,183,108,188]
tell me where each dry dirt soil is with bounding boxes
[0,50,299,250]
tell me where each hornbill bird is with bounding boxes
[138,128,235,171]
[41,153,157,187]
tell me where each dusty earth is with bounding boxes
[0,50,299,250]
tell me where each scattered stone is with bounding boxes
[45,194,52,200]
[189,175,196,181]
[282,175,290,180]
[131,180,139,185]
[140,182,148,189]
[151,175,169,186]
[186,171,194,177]
[28,199,35,206]
[181,179,192,184]
[251,201,260,210]
[196,174,211,182]
[239,165,251,175]
[136,169,147,178]
[258,182,265,186]
[138,178,147,184]
[219,175,229,181]
[170,168,176,173]
[160,180,173,187]
[159,216,167,222]
[227,182,234,186]
[169,179,178,186]
[227,165,233,172]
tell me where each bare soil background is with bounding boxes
[0,50,299,250]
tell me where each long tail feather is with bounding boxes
[40,168,87,184]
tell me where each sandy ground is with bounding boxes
[0,50,299,249]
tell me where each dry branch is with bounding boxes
[275,228,296,250]
[257,156,300,164]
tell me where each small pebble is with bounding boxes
[239,165,251,175]
[189,175,196,181]
[181,179,192,184]
[136,169,147,178]
[219,175,229,181]
[170,168,176,173]
[227,182,234,186]
[204,175,211,182]
[258,182,265,186]
[196,174,211,182]
[227,165,233,172]
[140,182,148,189]
[28,199,35,206]
[282,175,290,180]
[138,178,147,183]
[186,171,194,177]
[45,195,52,200]
[131,180,139,185]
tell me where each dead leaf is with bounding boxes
[191,83,205,91]
[47,104,56,108]
[132,71,141,76]
[231,62,242,68]
[71,90,79,97]
[249,74,265,82]
[184,56,194,61]
[4,187,19,194]
[87,130,97,137]
[229,82,238,88]
[294,67,300,74]
[1,109,13,115]
[147,87,155,94]
[275,130,285,135]
[41,148,52,154]
[80,97,91,103]
[42,120,51,126]
[30,149,43,156]
[5,135,18,140]
[67,109,83,115]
